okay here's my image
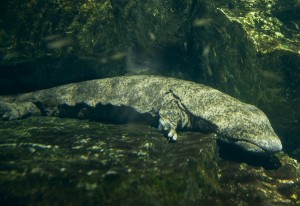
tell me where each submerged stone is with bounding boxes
[0,116,299,205]
[0,117,219,205]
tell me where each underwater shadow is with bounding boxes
[217,140,282,170]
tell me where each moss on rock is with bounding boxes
[0,116,300,205]
[188,0,300,160]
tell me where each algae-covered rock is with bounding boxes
[110,0,193,54]
[0,0,194,93]
[0,0,125,93]
[218,143,300,205]
[188,0,300,160]
[0,0,120,59]
[0,117,300,205]
[0,117,219,205]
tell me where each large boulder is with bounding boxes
[0,117,299,205]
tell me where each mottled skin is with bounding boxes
[0,75,282,154]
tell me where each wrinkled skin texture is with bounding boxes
[0,75,282,154]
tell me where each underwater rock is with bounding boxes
[0,117,299,205]
[0,117,219,205]
[0,0,125,94]
[110,0,192,55]
[188,0,300,161]
[219,153,300,205]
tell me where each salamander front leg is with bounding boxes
[158,118,178,141]
[158,91,191,142]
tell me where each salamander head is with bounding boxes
[217,104,282,154]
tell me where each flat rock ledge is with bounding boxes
[0,117,299,205]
